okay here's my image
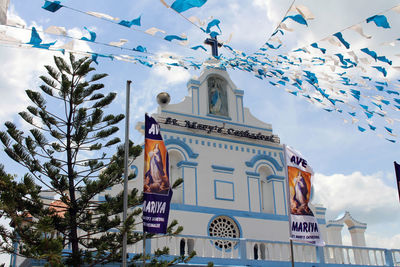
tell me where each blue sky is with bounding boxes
[0,0,399,263]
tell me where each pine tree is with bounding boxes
[0,54,190,266]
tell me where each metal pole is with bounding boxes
[283,144,295,267]
[290,240,295,267]
[142,232,146,267]
[122,80,132,267]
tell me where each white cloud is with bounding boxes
[0,46,55,122]
[312,171,400,248]
[366,232,400,249]
[313,172,398,221]
[0,8,58,123]
[152,65,190,85]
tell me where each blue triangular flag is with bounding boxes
[366,15,390,28]
[42,1,63,12]
[171,0,207,13]
[333,32,350,49]
[119,16,141,28]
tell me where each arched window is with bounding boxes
[169,150,184,203]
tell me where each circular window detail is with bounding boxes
[208,216,240,250]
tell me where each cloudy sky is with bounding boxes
[0,0,400,264]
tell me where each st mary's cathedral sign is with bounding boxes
[163,117,280,143]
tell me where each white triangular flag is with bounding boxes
[145,27,166,36]
[280,22,294,32]
[188,16,206,27]
[323,36,342,47]
[295,5,315,20]
[45,26,67,36]
[391,5,400,13]
[58,40,75,51]
[86,11,119,21]
[109,39,128,47]
[349,24,371,39]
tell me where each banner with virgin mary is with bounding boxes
[285,145,324,246]
[143,114,172,234]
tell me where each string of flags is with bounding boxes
[1,0,400,143]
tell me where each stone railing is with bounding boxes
[140,234,399,266]
[26,235,400,266]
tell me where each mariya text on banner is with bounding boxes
[143,114,173,234]
[285,146,325,246]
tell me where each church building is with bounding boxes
[122,66,397,266]
[11,66,399,267]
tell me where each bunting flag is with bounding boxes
[118,16,141,28]
[143,114,172,234]
[394,161,400,202]
[42,0,62,12]
[170,0,207,13]
[2,0,400,143]
[285,145,324,246]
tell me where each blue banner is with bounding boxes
[143,114,172,234]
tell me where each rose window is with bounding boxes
[208,216,240,250]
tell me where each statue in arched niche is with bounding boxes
[208,76,228,117]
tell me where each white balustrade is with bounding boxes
[125,234,396,266]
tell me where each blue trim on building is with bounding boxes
[194,167,198,205]
[271,180,277,214]
[214,180,235,201]
[187,79,200,86]
[348,225,367,230]
[245,171,260,177]
[162,110,273,132]
[282,180,287,216]
[267,174,285,181]
[279,152,285,166]
[130,165,138,179]
[165,139,199,159]
[171,204,289,221]
[326,223,344,228]
[246,154,283,171]
[177,161,198,167]
[234,89,244,95]
[211,165,235,173]
[181,167,185,204]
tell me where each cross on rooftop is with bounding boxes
[204,35,222,58]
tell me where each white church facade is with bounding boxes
[122,67,399,266]
[11,67,400,266]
